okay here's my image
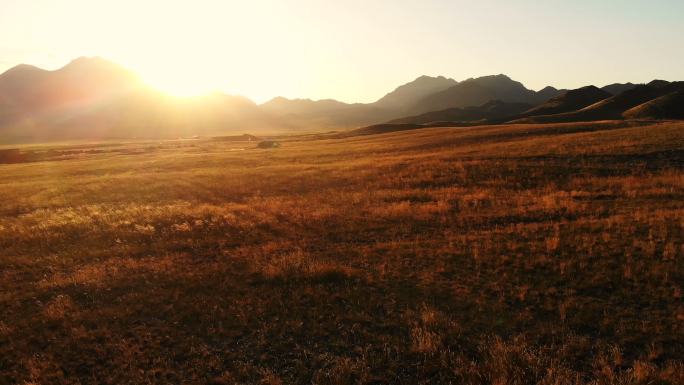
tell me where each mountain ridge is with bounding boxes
[410,74,561,115]
[1,57,681,141]
[508,81,684,124]
[387,100,533,125]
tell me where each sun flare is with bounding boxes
[146,77,218,98]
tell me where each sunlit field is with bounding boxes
[1,121,683,384]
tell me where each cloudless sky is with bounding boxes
[1,0,683,103]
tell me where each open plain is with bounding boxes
[1,120,683,384]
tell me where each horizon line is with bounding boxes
[0,55,674,105]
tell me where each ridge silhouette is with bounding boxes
[1,57,682,141]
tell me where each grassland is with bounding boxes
[1,120,683,384]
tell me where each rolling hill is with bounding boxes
[516,86,611,117]
[387,100,533,125]
[510,81,684,124]
[623,89,684,119]
[367,80,683,132]
[383,86,610,127]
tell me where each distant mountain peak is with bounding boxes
[536,86,563,101]
[0,63,47,77]
[460,74,527,90]
[60,56,130,73]
[374,75,457,109]
[465,74,512,82]
[66,56,121,66]
[0,55,144,124]
[409,74,549,115]
[414,75,451,81]
[601,82,638,95]
[5,63,42,72]
[647,79,670,88]
[262,96,347,106]
[66,55,107,65]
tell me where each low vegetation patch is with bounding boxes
[0,121,682,384]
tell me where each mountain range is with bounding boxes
[509,80,684,124]
[0,58,285,140]
[0,57,681,141]
[387,100,534,125]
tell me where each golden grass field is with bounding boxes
[1,121,683,384]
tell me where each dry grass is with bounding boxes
[256,249,358,283]
[0,120,682,384]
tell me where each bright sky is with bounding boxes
[1,0,683,103]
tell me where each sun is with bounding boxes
[145,76,218,98]
[133,58,224,98]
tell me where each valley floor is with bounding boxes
[1,121,683,384]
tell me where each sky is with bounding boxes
[1,0,683,103]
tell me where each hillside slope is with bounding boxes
[511,82,684,123]
[388,100,533,125]
[623,89,684,119]
[373,75,458,110]
[517,86,611,118]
